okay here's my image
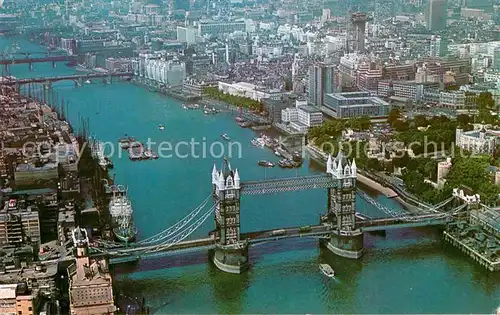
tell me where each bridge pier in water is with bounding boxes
[322,230,364,259]
[321,153,365,259]
[211,159,249,274]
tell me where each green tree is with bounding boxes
[476,92,497,124]
[445,155,500,205]
[392,119,410,132]
[456,114,472,128]
[388,108,401,124]
[414,115,429,128]
[423,160,437,180]
[393,151,410,168]
[477,92,495,110]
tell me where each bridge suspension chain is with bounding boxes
[136,194,212,245]
[91,194,212,249]
[357,190,408,218]
[396,203,468,222]
[102,204,216,256]
[357,189,455,218]
[426,196,455,212]
[357,191,468,223]
[144,205,216,254]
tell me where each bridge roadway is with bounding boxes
[0,55,77,65]
[107,213,450,264]
[356,213,450,231]
[109,237,216,264]
[2,72,133,86]
[240,174,337,195]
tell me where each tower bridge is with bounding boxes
[89,154,470,273]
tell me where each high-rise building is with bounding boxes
[494,46,500,70]
[321,8,331,22]
[308,63,335,107]
[351,12,372,53]
[176,26,197,45]
[429,35,442,57]
[426,0,447,31]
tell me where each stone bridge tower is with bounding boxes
[211,159,249,273]
[322,152,364,259]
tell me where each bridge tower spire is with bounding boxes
[211,158,249,274]
[323,152,364,259]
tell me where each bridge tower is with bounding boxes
[211,159,249,274]
[322,152,364,259]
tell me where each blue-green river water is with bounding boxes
[1,37,499,313]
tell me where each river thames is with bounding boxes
[1,37,499,313]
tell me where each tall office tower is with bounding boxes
[225,42,230,65]
[493,46,500,70]
[351,12,372,53]
[308,63,335,107]
[429,35,442,57]
[426,0,447,31]
[322,8,331,22]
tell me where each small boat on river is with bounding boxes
[204,106,218,115]
[319,264,335,278]
[258,160,275,167]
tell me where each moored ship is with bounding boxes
[109,186,138,243]
[91,139,113,170]
[119,136,136,149]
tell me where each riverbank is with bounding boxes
[356,173,398,198]
[306,144,428,213]
[131,77,201,102]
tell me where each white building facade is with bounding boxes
[217,82,282,101]
[132,54,186,86]
[281,101,323,132]
[456,126,497,154]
